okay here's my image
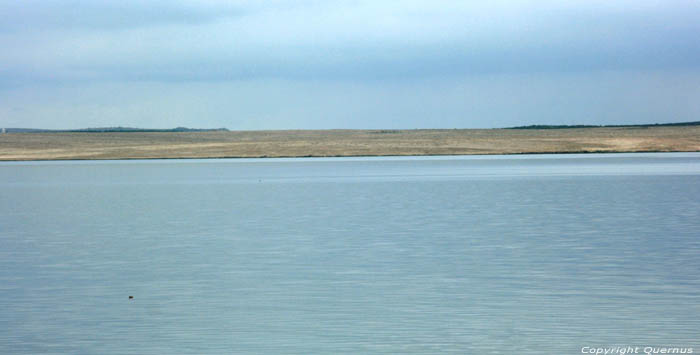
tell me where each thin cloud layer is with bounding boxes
[1,0,699,128]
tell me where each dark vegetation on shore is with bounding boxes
[3,127,229,133]
[506,121,700,129]
[3,121,699,134]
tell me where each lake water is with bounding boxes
[1,153,699,354]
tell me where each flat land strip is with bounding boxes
[1,126,699,161]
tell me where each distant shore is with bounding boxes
[1,126,699,161]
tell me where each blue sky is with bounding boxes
[1,0,699,129]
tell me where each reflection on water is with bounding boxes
[1,153,699,354]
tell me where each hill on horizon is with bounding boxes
[2,126,229,133]
[2,121,700,133]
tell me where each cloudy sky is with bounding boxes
[1,0,699,129]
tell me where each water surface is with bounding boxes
[1,153,699,354]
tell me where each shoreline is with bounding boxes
[1,126,699,161]
[1,150,699,163]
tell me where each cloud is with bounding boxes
[3,70,699,129]
[1,0,699,128]
[0,0,248,31]
[2,0,699,85]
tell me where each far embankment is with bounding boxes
[1,125,699,161]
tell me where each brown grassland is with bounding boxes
[1,126,699,161]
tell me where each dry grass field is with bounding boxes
[1,126,699,161]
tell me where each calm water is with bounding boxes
[1,153,699,354]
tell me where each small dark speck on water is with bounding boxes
[128,296,133,300]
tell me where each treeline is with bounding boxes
[508,121,700,129]
[4,127,229,133]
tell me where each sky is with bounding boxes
[1,0,699,130]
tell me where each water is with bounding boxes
[1,153,699,354]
